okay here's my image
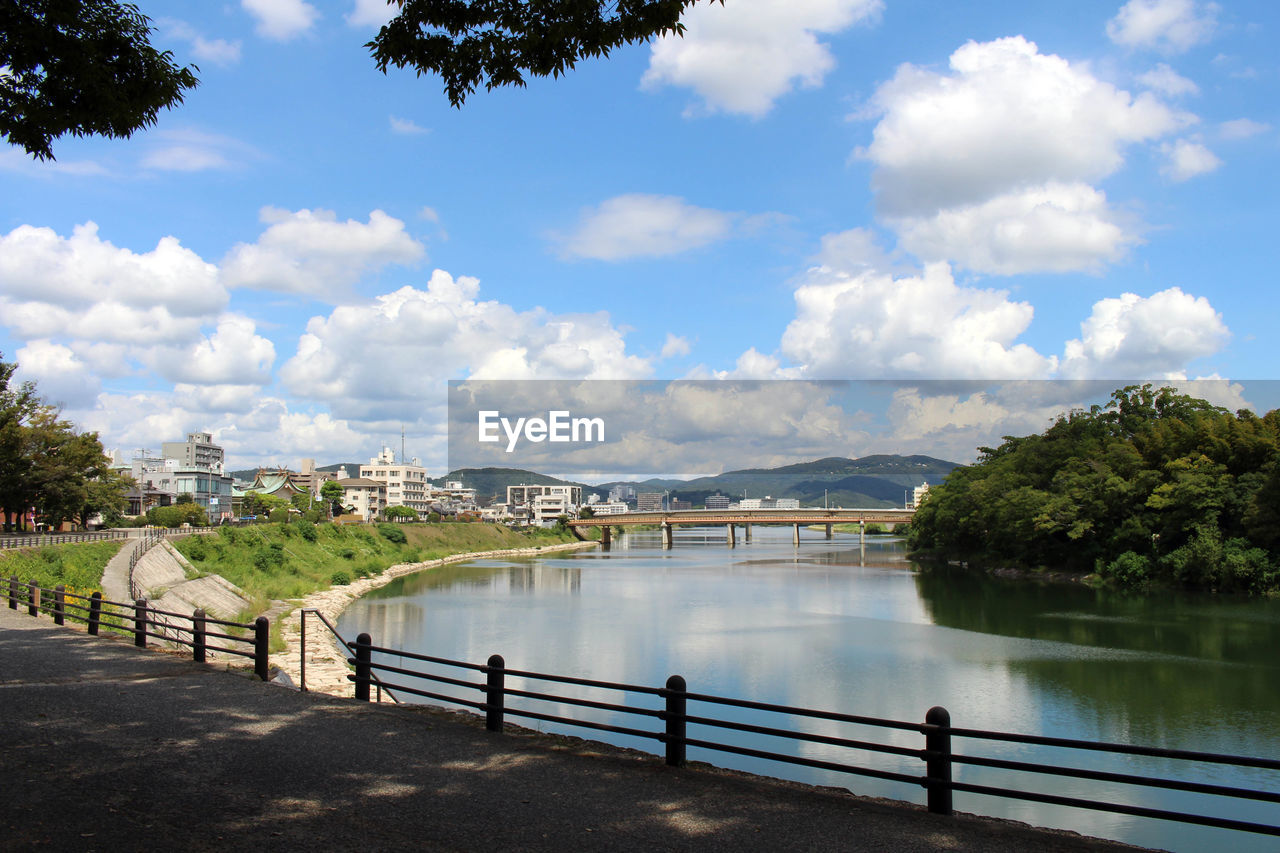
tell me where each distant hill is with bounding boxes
[452,455,959,508]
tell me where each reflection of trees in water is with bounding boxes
[913,566,1280,666]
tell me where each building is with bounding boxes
[636,492,664,512]
[909,482,930,509]
[337,477,387,520]
[587,502,629,515]
[608,484,636,504]
[736,496,799,510]
[161,432,224,472]
[670,498,692,511]
[704,494,730,510]
[506,484,582,509]
[360,446,432,515]
[531,493,570,526]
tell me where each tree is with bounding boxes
[320,479,346,518]
[368,0,721,106]
[384,505,419,521]
[1,0,200,159]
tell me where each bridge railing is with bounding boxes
[0,530,130,549]
[344,630,1280,840]
[6,577,269,680]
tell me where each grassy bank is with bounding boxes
[0,540,127,594]
[172,521,581,612]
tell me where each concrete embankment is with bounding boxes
[276,540,598,694]
[0,604,1146,851]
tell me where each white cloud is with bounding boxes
[778,261,1056,379]
[1219,118,1270,140]
[0,148,108,177]
[862,36,1191,274]
[220,207,426,300]
[347,0,397,28]
[1138,63,1199,96]
[642,0,882,117]
[892,182,1137,274]
[864,37,1188,216]
[242,0,319,40]
[389,116,430,135]
[13,341,102,408]
[1060,287,1228,377]
[556,194,737,261]
[1160,138,1221,180]
[144,315,276,386]
[661,333,692,359]
[280,270,651,421]
[0,222,226,324]
[140,129,256,172]
[1107,0,1218,53]
[159,19,242,66]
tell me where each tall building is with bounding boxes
[636,492,664,512]
[161,432,224,472]
[360,446,432,515]
[705,494,730,510]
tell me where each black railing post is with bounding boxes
[192,609,206,663]
[486,654,505,732]
[88,592,102,635]
[354,632,372,701]
[925,705,953,815]
[8,575,17,609]
[53,584,65,625]
[27,581,39,616]
[254,616,269,681]
[664,674,687,767]
[134,598,148,647]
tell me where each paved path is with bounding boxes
[0,606,1149,852]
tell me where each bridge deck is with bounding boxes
[571,508,914,527]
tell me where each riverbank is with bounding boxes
[274,540,599,694]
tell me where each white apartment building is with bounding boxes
[337,477,387,520]
[360,446,431,515]
[506,484,582,509]
[587,501,629,515]
[531,493,570,526]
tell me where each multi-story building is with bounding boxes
[531,493,570,526]
[161,432,224,472]
[149,432,234,522]
[506,484,582,509]
[588,502,629,515]
[636,492,664,512]
[336,477,387,520]
[736,496,799,510]
[670,498,692,511]
[909,483,930,509]
[704,494,731,510]
[608,484,636,504]
[360,446,432,515]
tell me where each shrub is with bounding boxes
[340,548,356,560]
[253,543,286,570]
[184,536,209,562]
[376,523,407,544]
[1099,551,1150,586]
[219,525,239,543]
[330,571,351,586]
[294,519,318,542]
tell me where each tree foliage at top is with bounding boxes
[368,0,720,106]
[907,385,1280,593]
[0,0,199,159]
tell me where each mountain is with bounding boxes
[591,455,958,508]
[441,467,606,504]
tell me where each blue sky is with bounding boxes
[1,0,1276,473]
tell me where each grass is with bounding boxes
[172,521,581,612]
[0,540,126,595]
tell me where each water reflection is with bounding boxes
[338,527,1280,853]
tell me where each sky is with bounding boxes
[1,0,1277,477]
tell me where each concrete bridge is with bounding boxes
[570,507,915,548]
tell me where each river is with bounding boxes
[337,526,1280,852]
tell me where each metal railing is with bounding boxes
[299,608,398,703]
[345,631,1280,839]
[7,576,270,680]
[0,530,129,549]
[126,530,164,601]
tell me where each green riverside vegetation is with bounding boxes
[171,521,582,613]
[907,385,1280,593]
[0,540,126,594]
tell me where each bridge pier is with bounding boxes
[793,523,800,546]
[726,523,736,547]
[601,525,611,547]
[744,523,751,543]
[661,523,673,549]
[825,523,832,540]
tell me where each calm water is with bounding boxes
[338,527,1280,852]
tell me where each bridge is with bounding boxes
[569,507,915,548]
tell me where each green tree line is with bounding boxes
[1,354,129,531]
[907,385,1280,593]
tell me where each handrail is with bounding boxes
[299,609,398,703]
[7,577,269,680]
[0,530,129,549]
[343,631,1280,841]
